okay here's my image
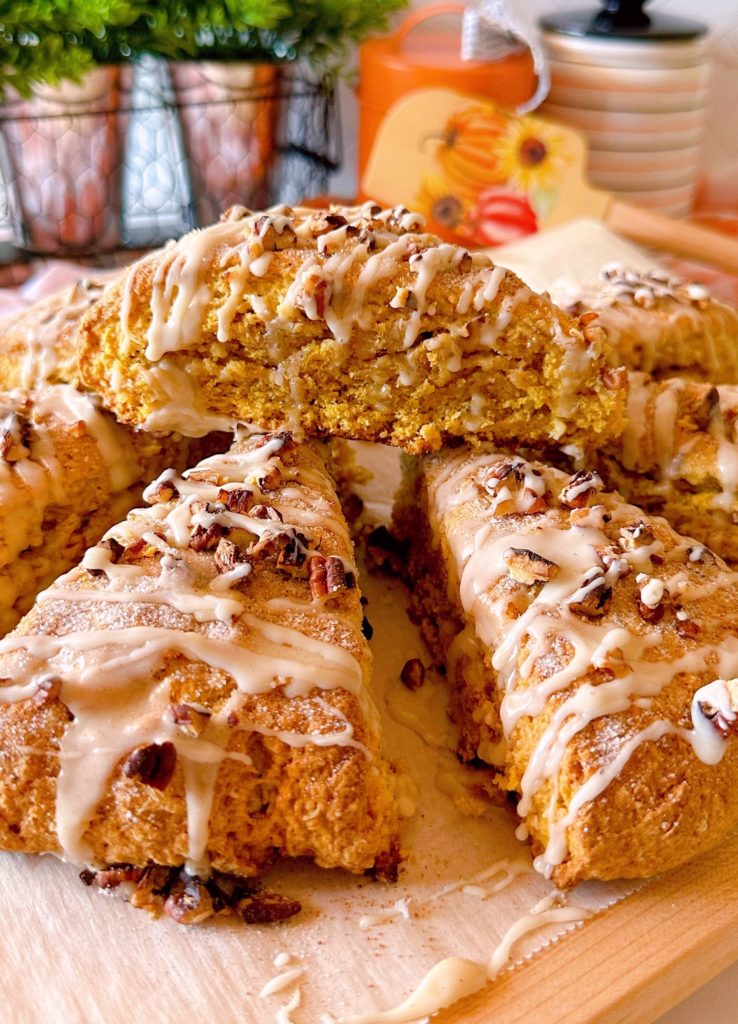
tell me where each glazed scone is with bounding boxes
[598,373,738,563]
[0,277,111,389]
[557,263,738,383]
[395,445,738,887]
[0,431,399,914]
[77,203,625,453]
[0,384,193,633]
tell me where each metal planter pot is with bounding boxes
[0,66,127,254]
[169,61,281,226]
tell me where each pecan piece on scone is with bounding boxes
[189,522,227,552]
[569,568,612,618]
[400,658,425,691]
[122,742,177,790]
[217,487,252,513]
[504,547,559,585]
[0,411,31,463]
[214,537,249,574]
[236,889,302,924]
[169,703,211,738]
[559,470,603,509]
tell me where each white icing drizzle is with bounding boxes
[359,897,412,930]
[0,385,141,567]
[11,278,106,387]
[425,448,738,875]
[0,434,368,871]
[562,263,738,380]
[328,892,589,1024]
[260,966,305,998]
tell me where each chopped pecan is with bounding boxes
[249,504,283,522]
[595,546,630,579]
[148,479,179,503]
[122,742,177,790]
[362,616,374,640]
[214,537,249,574]
[165,876,215,926]
[217,487,252,513]
[237,890,302,924]
[504,547,558,585]
[81,865,145,890]
[0,411,31,462]
[676,616,700,639]
[309,210,348,235]
[169,703,210,738]
[129,865,174,915]
[636,573,666,623]
[569,570,612,618]
[619,522,655,550]
[400,658,425,691]
[559,470,603,510]
[256,466,282,492]
[33,675,62,706]
[249,527,310,568]
[364,526,408,577]
[98,537,125,563]
[253,215,297,251]
[189,522,227,552]
[687,545,719,566]
[254,430,295,453]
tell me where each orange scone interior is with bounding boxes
[0,430,399,909]
[396,445,738,887]
[77,203,625,453]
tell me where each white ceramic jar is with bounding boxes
[539,3,709,218]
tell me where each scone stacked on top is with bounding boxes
[76,202,625,451]
[3,203,738,915]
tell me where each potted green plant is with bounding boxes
[165,1,409,224]
[0,3,191,252]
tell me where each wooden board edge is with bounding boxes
[438,830,738,1024]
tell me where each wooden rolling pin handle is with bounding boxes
[606,200,738,275]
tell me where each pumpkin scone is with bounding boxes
[77,203,625,452]
[0,384,195,634]
[0,431,399,923]
[0,277,112,389]
[558,263,738,383]
[395,445,738,887]
[597,372,738,563]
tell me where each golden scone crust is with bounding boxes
[0,384,192,633]
[0,432,399,881]
[598,373,738,563]
[396,445,738,887]
[559,264,738,383]
[0,277,112,389]
[77,203,625,453]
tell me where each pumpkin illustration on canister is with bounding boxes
[431,101,508,199]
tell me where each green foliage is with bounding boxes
[0,0,408,99]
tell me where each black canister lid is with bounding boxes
[540,1,707,41]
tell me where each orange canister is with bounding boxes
[358,4,537,183]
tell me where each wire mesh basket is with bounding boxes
[0,58,341,259]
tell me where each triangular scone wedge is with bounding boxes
[597,372,738,563]
[558,264,738,383]
[396,445,738,887]
[0,383,195,634]
[77,204,625,453]
[0,431,399,916]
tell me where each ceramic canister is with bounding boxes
[539,1,709,217]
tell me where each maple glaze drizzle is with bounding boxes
[424,448,738,875]
[0,433,368,874]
